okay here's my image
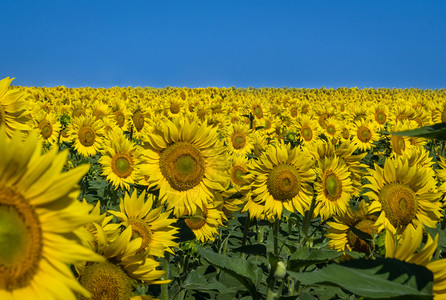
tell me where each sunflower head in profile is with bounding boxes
[140,118,230,217]
[250,142,316,220]
[0,77,30,138]
[183,203,224,243]
[364,156,442,235]
[0,128,103,299]
[313,156,354,222]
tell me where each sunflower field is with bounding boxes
[2,76,446,300]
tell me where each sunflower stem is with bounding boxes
[273,219,279,256]
[301,195,316,244]
[241,214,251,246]
[161,252,170,300]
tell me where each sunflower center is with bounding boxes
[185,207,207,230]
[170,103,180,114]
[252,105,263,119]
[267,164,301,201]
[114,111,125,127]
[79,261,132,300]
[78,127,96,147]
[342,128,349,139]
[358,126,371,142]
[231,166,248,186]
[232,133,247,150]
[326,124,336,135]
[159,142,205,191]
[379,183,418,227]
[111,154,133,178]
[128,218,152,253]
[323,172,342,201]
[346,219,376,254]
[301,126,313,141]
[375,110,387,124]
[290,108,298,118]
[441,108,446,123]
[132,110,145,131]
[0,187,42,291]
[39,120,53,139]
[391,136,405,155]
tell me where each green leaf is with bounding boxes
[182,272,232,293]
[386,123,446,140]
[288,258,433,299]
[195,245,262,298]
[288,247,344,271]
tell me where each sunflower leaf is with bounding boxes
[288,247,344,271]
[195,245,262,298]
[385,123,446,140]
[288,258,433,299]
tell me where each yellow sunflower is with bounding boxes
[0,77,30,138]
[32,111,61,146]
[323,116,342,141]
[68,114,105,157]
[224,122,254,157]
[385,224,446,299]
[294,115,321,147]
[0,128,103,299]
[140,118,230,217]
[108,190,179,258]
[364,156,442,235]
[99,128,143,190]
[183,203,224,243]
[250,142,316,220]
[326,200,379,255]
[351,119,379,151]
[313,156,354,222]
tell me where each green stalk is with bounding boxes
[161,252,170,300]
[273,219,279,256]
[302,196,316,239]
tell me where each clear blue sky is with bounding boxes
[2,0,445,89]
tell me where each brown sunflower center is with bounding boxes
[114,111,125,127]
[379,182,418,227]
[39,120,53,139]
[159,142,205,191]
[267,164,301,201]
[132,110,145,131]
[358,125,372,143]
[326,124,336,135]
[111,154,133,178]
[128,218,152,253]
[391,136,405,155]
[374,110,387,124]
[170,102,181,114]
[342,128,350,139]
[252,105,263,119]
[185,206,208,230]
[290,107,298,118]
[79,261,132,300]
[78,127,96,147]
[301,126,313,141]
[231,166,248,186]
[0,187,42,291]
[346,219,376,254]
[231,133,247,150]
[323,172,342,201]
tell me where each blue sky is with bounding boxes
[2,1,445,89]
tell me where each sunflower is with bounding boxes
[68,114,105,157]
[0,77,30,138]
[364,156,442,235]
[313,156,354,222]
[351,119,379,151]
[326,200,379,255]
[108,190,178,258]
[385,224,446,299]
[183,203,224,243]
[293,115,321,147]
[32,111,61,146]
[371,103,389,128]
[250,142,316,220]
[323,116,342,141]
[224,122,254,157]
[128,100,152,139]
[99,128,143,190]
[0,128,103,299]
[140,118,229,217]
[91,99,112,121]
